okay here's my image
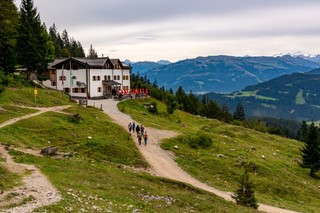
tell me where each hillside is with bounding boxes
[0,86,255,212]
[120,98,320,213]
[145,55,320,93]
[206,71,320,121]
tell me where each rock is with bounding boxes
[217,154,225,158]
[87,136,92,139]
[174,145,179,150]
[261,155,265,159]
[273,152,277,156]
[40,146,58,155]
[251,146,257,151]
[63,152,75,157]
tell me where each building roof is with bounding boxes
[49,57,131,70]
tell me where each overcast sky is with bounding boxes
[14,0,320,62]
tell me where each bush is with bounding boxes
[188,132,213,149]
[68,113,83,123]
[148,101,158,114]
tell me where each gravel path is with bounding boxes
[88,99,298,213]
[0,106,70,213]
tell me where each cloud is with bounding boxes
[19,0,320,61]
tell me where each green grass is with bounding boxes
[295,89,306,105]
[0,165,22,192]
[119,98,320,213]
[227,91,278,101]
[0,105,38,123]
[0,87,70,107]
[8,150,256,213]
[0,87,257,212]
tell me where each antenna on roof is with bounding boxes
[102,54,104,57]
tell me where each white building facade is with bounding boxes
[43,57,131,99]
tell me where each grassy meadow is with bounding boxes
[119,98,320,213]
[0,86,257,212]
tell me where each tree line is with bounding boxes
[0,0,98,85]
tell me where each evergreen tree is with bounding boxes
[232,170,259,209]
[297,121,308,142]
[17,0,52,77]
[233,102,245,121]
[175,86,187,110]
[185,91,199,114]
[300,122,320,177]
[165,94,177,115]
[87,44,98,59]
[0,0,19,72]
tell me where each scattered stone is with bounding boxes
[63,152,75,157]
[273,152,277,156]
[174,145,179,150]
[132,209,141,213]
[251,146,257,151]
[261,155,265,159]
[40,146,58,156]
[217,154,225,158]
[87,136,92,139]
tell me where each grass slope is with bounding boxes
[0,86,256,212]
[120,98,320,213]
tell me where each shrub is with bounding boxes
[68,113,83,123]
[148,101,158,114]
[188,132,213,149]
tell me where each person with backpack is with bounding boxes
[140,125,144,135]
[143,131,148,146]
[137,132,142,145]
[128,122,132,133]
[132,122,136,134]
[136,124,141,135]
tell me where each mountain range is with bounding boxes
[138,55,320,93]
[205,69,320,121]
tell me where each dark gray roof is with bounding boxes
[49,57,131,69]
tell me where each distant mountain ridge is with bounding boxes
[122,60,171,74]
[205,69,320,121]
[144,55,320,93]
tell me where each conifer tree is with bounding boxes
[233,102,245,121]
[232,170,259,209]
[0,0,19,72]
[16,0,53,77]
[300,122,320,177]
[87,44,98,59]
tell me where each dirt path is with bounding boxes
[88,99,298,213]
[0,105,70,213]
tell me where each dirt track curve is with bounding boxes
[88,99,298,213]
[0,106,70,213]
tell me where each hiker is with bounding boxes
[137,132,142,145]
[136,124,141,135]
[143,131,148,146]
[128,122,132,133]
[140,125,144,135]
[132,122,136,134]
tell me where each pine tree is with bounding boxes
[87,44,98,59]
[297,121,308,142]
[300,122,320,177]
[16,0,52,77]
[232,170,259,209]
[233,102,245,121]
[0,0,19,72]
[165,94,177,115]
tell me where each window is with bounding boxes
[72,88,79,93]
[51,81,56,86]
[117,75,120,80]
[80,88,86,93]
[64,88,70,93]
[113,75,116,80]
[93,76,96,81]
[104,75,107,80]
[98,87,102,92]
[97,76,101,81]
[108,75,111,80]
[59,76,66,81]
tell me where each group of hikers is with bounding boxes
[128,122,148,145]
